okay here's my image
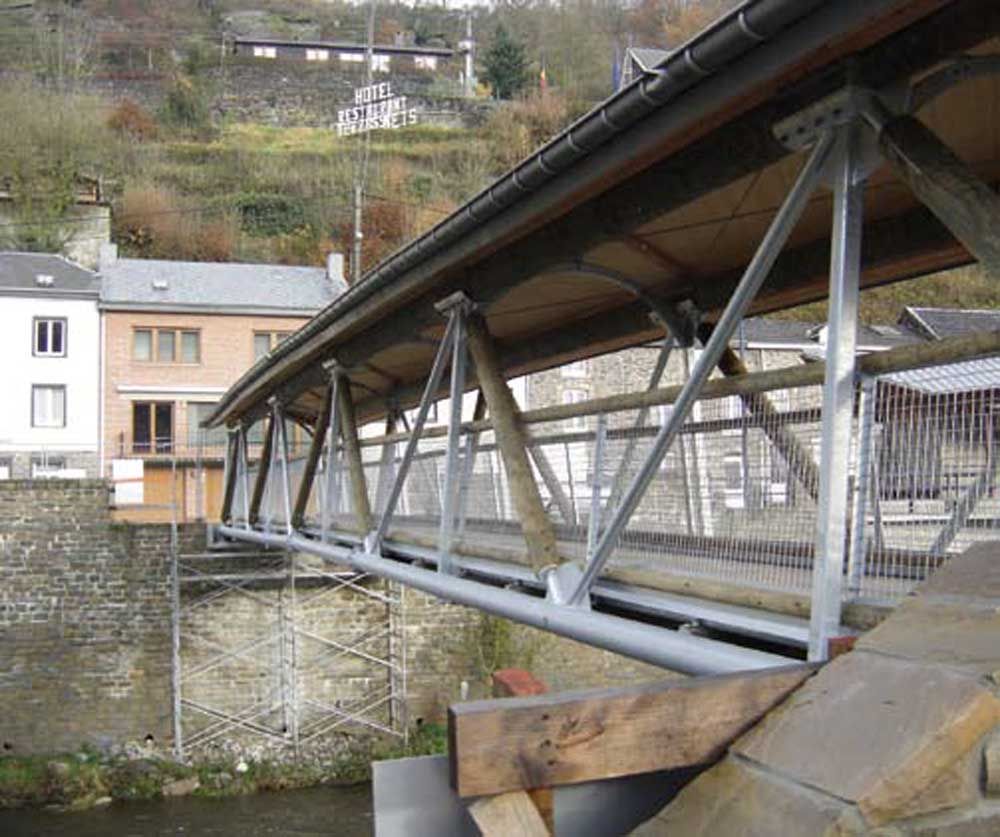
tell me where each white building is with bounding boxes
[0,253,102,478]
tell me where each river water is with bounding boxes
[0,784,373,836]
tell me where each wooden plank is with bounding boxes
[467,791,551,837]
[448,663,815,798]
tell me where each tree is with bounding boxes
[482,23,529,100]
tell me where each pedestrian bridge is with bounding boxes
[206,0,1000,672]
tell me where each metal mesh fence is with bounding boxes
[292,353,998,607]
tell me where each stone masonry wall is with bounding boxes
[0,480,183,754]
[0,480,672,756]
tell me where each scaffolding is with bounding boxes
[164,487,406,760]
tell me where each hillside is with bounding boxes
[0,0,995,322]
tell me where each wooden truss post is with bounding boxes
[465,313,561,573]
[291,383,334,529]
[873,111,1000,276]
[248,412,274,526]
[336,371,374,533]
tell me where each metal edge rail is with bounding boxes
[216,524,793,675]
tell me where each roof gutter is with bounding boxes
[207,0,922,428]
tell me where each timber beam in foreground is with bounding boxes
[448,663,815,798]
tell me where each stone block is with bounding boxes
[634,757,859,837]
[909,810,1000,836]
[917,541,1000,601]
[162,776,200,797]
[733,652,1000,827]
[854,598,1000,677]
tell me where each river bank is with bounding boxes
[0,784,374,837]
[0,723,445,811]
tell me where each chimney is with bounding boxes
[326,252,345,286]
[98,243,119,271]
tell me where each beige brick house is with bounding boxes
[99,245,346,520]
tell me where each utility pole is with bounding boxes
[352,0,377,284]
[460,11,475,98]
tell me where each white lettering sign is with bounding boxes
[336,81,418,137]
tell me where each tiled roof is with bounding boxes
[100,257,346,313]
[0,252,100,295]
[736,317,920,350]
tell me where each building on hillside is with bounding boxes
[0,253,102,479]
[617,46,671,90]
[0,175,111,270]
[231,36,455,75]
[99,244,347,520]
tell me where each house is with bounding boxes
[231,36,455,75]
[99,245,347,520]
[0,252,102,479]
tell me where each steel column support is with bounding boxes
[465,312,561,573]
[569,132,836,606]
[374,312,459,547]
[275,403,294,536]
[438,296,471,573]
[321,374,342,543]
[587,413,608,560]
[809,124,865,662]
[292,384,334,529]
[606,338,674,514]
[238,425,251,530]
[456,392,487,538]
[846,374,877,597]
[248,413,274,527]
[336,372,374,534]
[374,412,399,520]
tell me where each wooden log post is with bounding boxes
[876,112,1000,277]
[219,428,240,525]
[248,413,274,526]
[336,373,374,533]
[715,344,821,500]
[291,384,333,529]
[465,313,561,573]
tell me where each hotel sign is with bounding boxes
[337,81,418,137]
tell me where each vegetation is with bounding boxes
[0,725,448,810]
[482,24,530,100]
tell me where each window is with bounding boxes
[0,457,11,479]
[561,360,588,379]
[414,55,437,70]
[132,401,174,454]
[187,402,228,449]
[34,318,67,357]
[253,46,277,59]
[306,48,329,62]
[31,455,65,479]
[134,328,200,363]
[562,388,588,430]
[253,331,292,361]
[371,54,390,73]
[32,385,66,428]
[340,52,364,63]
